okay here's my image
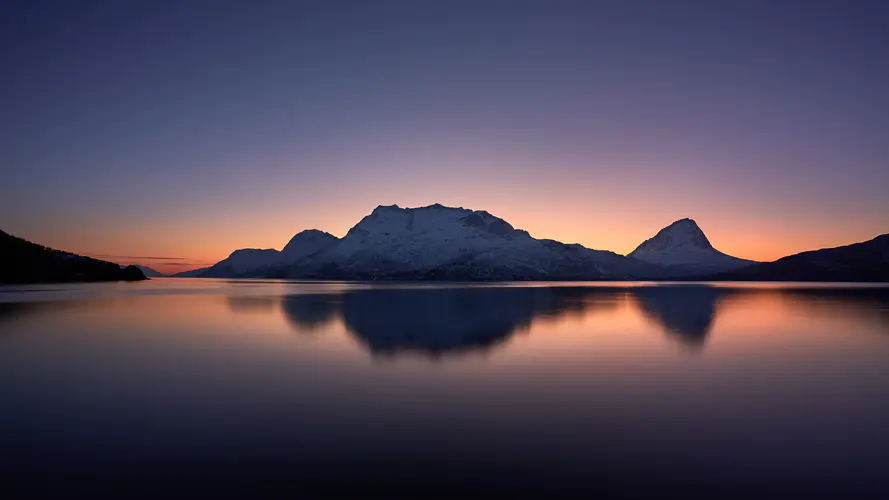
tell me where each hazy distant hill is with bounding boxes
[0,230,146,284]
[713,234,889,282]
[131,265,164,277]
[172,267,210,278]
[199,229,339,278]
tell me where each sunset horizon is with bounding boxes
[3,1,888,497]
[19,200,883,275]
[3,2,887,277]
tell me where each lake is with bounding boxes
[2,279,889,498]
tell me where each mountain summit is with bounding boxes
[282,229,339,256]
[629,218,752,272]
[278,203,647,280]
[173,205,888,282]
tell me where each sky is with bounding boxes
[1,0,887,274]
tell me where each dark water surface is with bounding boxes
[2,279,889,498]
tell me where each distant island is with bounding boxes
[174,204,888,282]
[0,230,147,284]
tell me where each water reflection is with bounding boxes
[262,286,738,355]
[632,286,733,349]
[280,294,341,332]
[4,282,889,497]
[225,295,277,314]
[6,285,889,356]
[0,301,44,330]
[342,287,597,356]
[0,300,85,331]
[781,288,889,328]
[222,285,889,356]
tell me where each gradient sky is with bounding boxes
[2,0,888,273]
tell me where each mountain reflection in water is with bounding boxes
[221,285,889,356]
[3,281,889,497]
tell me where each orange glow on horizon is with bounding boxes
[14,199,886,275]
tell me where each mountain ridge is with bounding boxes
[199,229,339,278]
[175,204,887,282]
[1,230,147,284]
[271,204,654,281]
[711,234,889,282]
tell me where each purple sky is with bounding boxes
[1,0,887,272]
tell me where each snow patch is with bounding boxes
[629,218,751,269]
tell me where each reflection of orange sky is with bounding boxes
[16,190,888,274]
[17,282,886,371]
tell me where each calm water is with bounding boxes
[2,279,889,498]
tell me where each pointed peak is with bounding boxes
[653,218,709,242]
[629,218,720,265]
[667,218,700,228]
[657,218,706,237]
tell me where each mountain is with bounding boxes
[130,265,164,277]
[258,285,734,355]
[713,234,889,282]
[282,229,339,257]
[199,248,284,278]
[198,229,339,278]
[0,230,146,284]
[274,204,658,280]
[175,204,886,282]
[172,267,210,278]
[629,218,753,274]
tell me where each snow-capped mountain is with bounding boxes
[173,208,886,281]
[629,218,753,273]
[198,229,339,278]
[278,204,655,280]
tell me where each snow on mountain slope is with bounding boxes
[199,229,339,278]
[323,204,532,271]
[285,204,653,280]
[629,218,752,272]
